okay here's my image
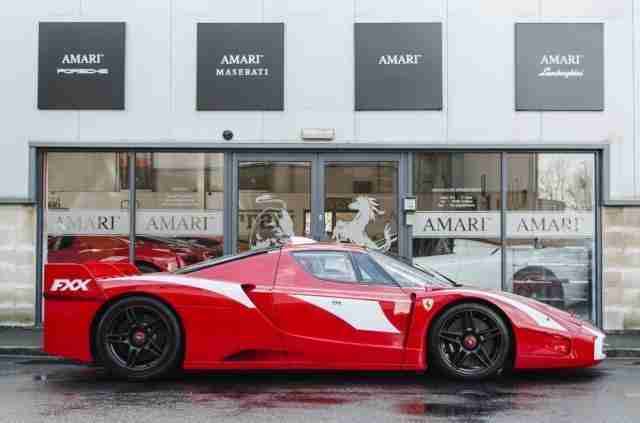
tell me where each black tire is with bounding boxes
[429,302,511,380]
[136,263,160,274]
[95,296,182,381]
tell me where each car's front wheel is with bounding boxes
[95,296,182,381]
[429,302,511,380]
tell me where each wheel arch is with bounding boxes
[424,297,517,371]
[89,292,186,366]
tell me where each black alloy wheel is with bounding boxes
[429,303,511,380]
[95,296,182,381]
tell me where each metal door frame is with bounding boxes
[232,152,408,258]
[318,153,407,258]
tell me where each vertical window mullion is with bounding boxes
[128,151,136,264]
[500,151,507,292]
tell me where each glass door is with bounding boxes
[320,154,401,254]
[233,153,405,255]
[234,154,314,252]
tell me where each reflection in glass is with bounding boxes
[414,153,501,211]
[506,153,595,320]
[413,153,502,290]
[325,162,398,253]
[413,238,502,290]
[238,161,311,251]
[134,153,225,271]
[506,238,593,320]
[45,152,130,267]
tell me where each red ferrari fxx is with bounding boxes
[43,238,605,381]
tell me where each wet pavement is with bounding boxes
[0,357,639,422]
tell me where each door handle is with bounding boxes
[331,299,342,306]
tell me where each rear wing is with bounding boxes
[44,262,141,300]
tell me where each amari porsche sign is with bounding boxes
[515,23,604,111]
[197,23,284,111]
[355,23,443,111]
[38,22,125,110]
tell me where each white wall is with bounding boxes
[0,0,637,199]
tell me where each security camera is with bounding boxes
[222,130,233,141]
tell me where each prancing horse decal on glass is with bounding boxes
[333,196,397,252]
[250,194,295,249]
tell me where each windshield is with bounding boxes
[368,250,458,288]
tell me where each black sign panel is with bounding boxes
[38,22,125,110]
[355,23,442,111]
[197,23,284,111]
[516,23,604,111]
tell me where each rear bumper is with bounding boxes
[43,297,100,363]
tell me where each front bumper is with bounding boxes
[581,324,606,361]
[514,322,606,370]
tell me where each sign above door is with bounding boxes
[38,22,126,110]
[515,23,604,111]
[354,23,443,111]
[197,23,284,111]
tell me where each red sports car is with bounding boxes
[43,238,605,381]
[47,235,217,273]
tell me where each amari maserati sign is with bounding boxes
[515,23,604,111]
[38,22,125,110]
[197,23,284,111]
[355,23,443,111]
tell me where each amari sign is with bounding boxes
[46,210,223,236]
[413,212,500,238]
[38,22,125,110]
[197,23,284,111]
[515,23,604,111]
[355,23,443,110]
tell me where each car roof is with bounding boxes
[174,239,368,274]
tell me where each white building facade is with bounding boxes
[0,0,638,333]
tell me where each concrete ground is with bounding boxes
[0,356,639,423]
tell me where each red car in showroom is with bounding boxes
[47,235,218,273]
[43,238,605,381]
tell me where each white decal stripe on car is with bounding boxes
[292,294,400,334]
[455,290,567,332]
[119,275,256,309]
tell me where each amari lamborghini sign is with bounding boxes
[515,23,604,111]
[38,22,126,110]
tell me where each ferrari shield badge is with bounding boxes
[422,298,434,311]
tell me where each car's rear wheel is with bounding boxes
[95,296,182,381]
[429,302,511,380]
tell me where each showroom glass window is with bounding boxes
[505,153,595,320]
[324,161,399,253]
[45,152,131,265]
[134,153,225,272]
[237,161,311,252]
[413,153,502,290]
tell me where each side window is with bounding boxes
[292,251,358,283]
[352,252,396,286]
